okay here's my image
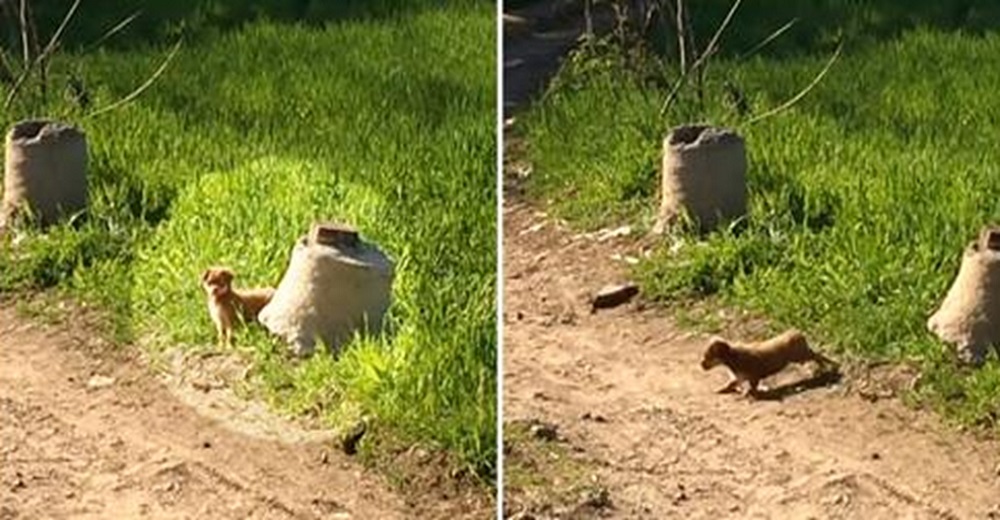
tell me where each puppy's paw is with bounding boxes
[716,380,740,394]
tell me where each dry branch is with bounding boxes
[85,38,182,119]
[744,41,843,126]
[3,0,81,110]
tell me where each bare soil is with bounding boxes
[502,3,1000,517]
[0,305,491,519]
[502,189,1000,518]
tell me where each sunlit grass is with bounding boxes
[1,2,496,478]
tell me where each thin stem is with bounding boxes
[18,0,28,64]
[3,0,81,110]
[745,41,843,126]
[85,38,182,119]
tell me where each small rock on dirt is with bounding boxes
[672,483,688,505]
[86,374,115,390]
[578,486,612,510]
[190,379,216,392]
[311,497,348,515]
[596,225,632,242]
[9,472,26,491]
[591,283,639,311]
[558,312,577,325]
[528,420,559,442]
[581,412,608,423]
[340,421,367,455]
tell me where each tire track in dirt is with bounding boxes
[502,197,1000,519]
[0,306,482,520]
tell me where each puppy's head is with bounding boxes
[701,337,731,370]
[201,267,234,298]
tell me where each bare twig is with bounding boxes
[26,0,39,62]
[85,38,182,119]
[3,0,80,110]
[658,0,742,116]
[683,0,697,62]
[17,0,28,63]
[37,0,80,62]
[640,1,659,40]
[735,18,798,62]
[676,0,686,74]
[744,41,843,126]
[659,67,690,116]
[691,0,742,71]
[82,10,141,54]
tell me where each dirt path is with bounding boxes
[0,306,485,519]
[502,192,1000,518]
[502,3,1000,517]
[503,1,613,117]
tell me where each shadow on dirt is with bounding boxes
[754,370,844,401]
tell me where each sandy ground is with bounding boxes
[502,188,1000,519]
[0,305,489,519]
[503,4,999,516]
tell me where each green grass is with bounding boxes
[503,420,606,515]
[520,6,1000,429]
[1,2,496,479]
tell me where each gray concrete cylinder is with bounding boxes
[653,124,746,234]
[2,120,88,227]
[259,223,394,357]
[927,226,1000,365]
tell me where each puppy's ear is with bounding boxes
[220,268,234,284]
[707,336,729,352]
[200,269,211,283]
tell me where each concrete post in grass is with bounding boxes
[927,226,1000,365]
[258,222,394,357]
[652,124,746,234]
[1,120,88,229]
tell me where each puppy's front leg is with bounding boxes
[717,378,741,394]
[743,379,761,399]
[215,317,233,347]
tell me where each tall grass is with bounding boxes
[521,17,1000,427]
[1,2,496,477]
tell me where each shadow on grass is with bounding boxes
[22,0,486,52]
[651,0,1000,61]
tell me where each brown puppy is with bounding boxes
[200,267,275,346]
[700,329,837,397]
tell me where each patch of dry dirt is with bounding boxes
[502,193,1000,519]
[0,306,491,519]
